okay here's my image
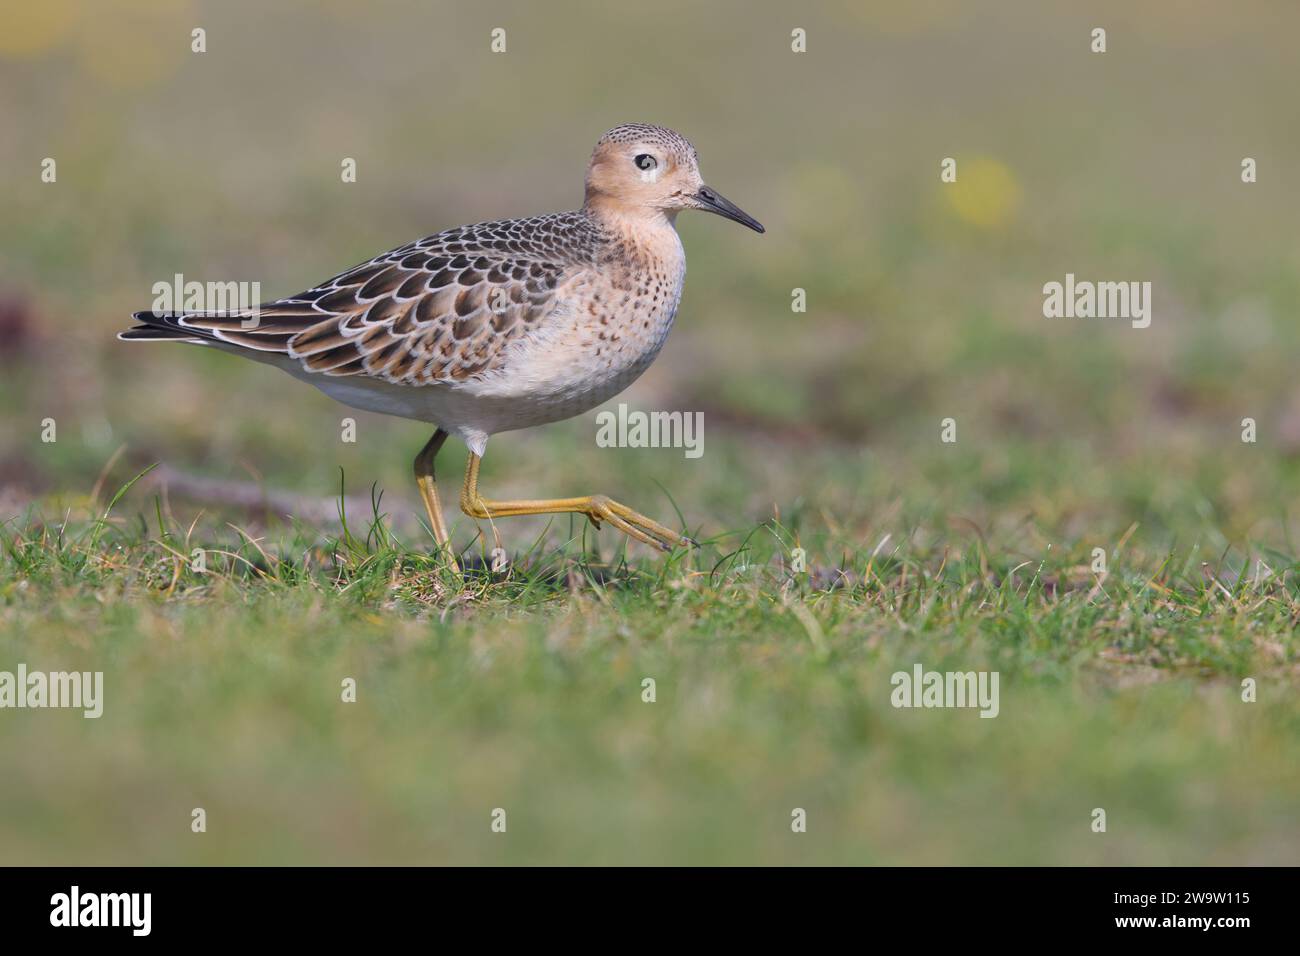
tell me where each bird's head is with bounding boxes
[584,123,764,233]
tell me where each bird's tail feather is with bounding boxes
[118,310,218,343]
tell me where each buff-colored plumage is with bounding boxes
[121,124,763,559]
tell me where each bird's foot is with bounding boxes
[584,495,695,553]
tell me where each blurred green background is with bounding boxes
[2,0,1298,537]
[1,1,1298,865]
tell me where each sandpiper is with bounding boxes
[121,123,765,565]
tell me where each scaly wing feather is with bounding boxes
[125,211,602,385]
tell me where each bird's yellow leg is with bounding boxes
[458,452,693,552]
[413,429,459,571]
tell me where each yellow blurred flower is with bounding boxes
[0,0,76,57]
[943,157,1021,229]
[0,0,192,89]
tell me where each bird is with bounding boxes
[120,123,765,568]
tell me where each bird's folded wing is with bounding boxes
[148,213,598,385]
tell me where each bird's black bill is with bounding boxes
[696,186,765,233]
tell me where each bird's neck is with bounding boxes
[583,196,678,237]
[580,200,684,277]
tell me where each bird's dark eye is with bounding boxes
[634,154,657,171]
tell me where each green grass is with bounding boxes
[1,449,1297,865]
[4,0,1300,865]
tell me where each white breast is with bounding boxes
[236,226,688,458]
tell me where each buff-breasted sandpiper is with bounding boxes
[120,123,765,567]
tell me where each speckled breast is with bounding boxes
[466,231,686,432]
